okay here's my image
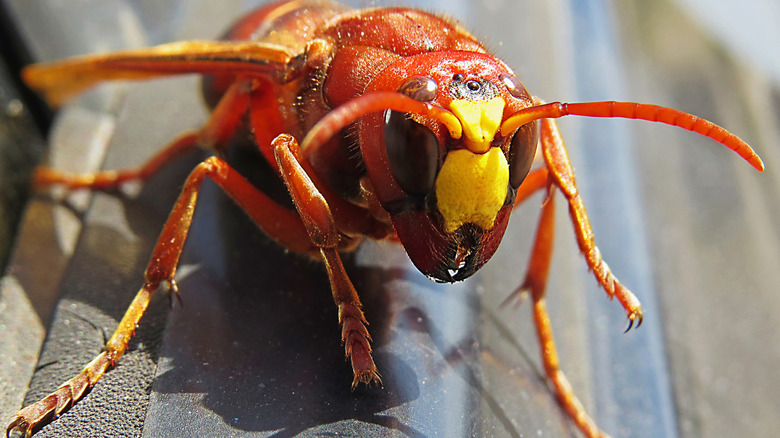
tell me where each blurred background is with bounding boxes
[0,0,777,437]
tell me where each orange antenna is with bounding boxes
[301,92,462,159]
[501,101,764,171]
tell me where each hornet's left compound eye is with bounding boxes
[507,121,539,189]
[384,110,440,196]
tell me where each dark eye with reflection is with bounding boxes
[508,121,539,189]
[384,110,440,195]
[397,76,438,101]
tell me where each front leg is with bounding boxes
[272,134,381,388]
[540,117,643,328]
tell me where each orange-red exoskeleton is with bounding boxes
[8,1,764,437]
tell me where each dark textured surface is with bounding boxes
[0,56,43,274]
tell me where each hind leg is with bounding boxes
[33,79,254,192]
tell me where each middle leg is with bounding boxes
[7,154,311,436]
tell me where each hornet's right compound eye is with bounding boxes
[384,110,440,196]
[397,75,438,102]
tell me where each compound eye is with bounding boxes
[508,121,539,188]
[398,76,438,101]
[384,110,440,195]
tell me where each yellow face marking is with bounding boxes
[435,147,509,233]
[448,96,505,154]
